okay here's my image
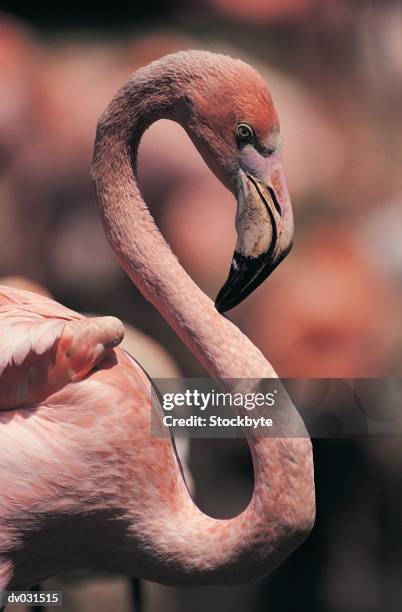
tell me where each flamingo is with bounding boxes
[0,50,315,595]
[0,276,189,612]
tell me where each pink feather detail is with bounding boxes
[0,285,125,410]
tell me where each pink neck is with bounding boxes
[91,56,314,584]
[92,63,275,382]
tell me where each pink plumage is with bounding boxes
[0,286,123,410]
[0,50,314,592]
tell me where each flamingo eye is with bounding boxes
[236,123,254,142]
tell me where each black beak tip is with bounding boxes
[215,283,258,314]
[215,248,290,315]
[214,300,227,314]
[214,291,231,314]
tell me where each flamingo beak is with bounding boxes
[215,152,293,313]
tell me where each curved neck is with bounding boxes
[91,59,314,585]
[91,66,275,382]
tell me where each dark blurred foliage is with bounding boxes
[0,1,401,611]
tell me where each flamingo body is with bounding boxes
[0,50,315,592]
[0,286,189,589]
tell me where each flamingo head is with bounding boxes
[179,52,294,312]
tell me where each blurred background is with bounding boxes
[0,1,401,611]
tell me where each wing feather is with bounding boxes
[0,285,124,410]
